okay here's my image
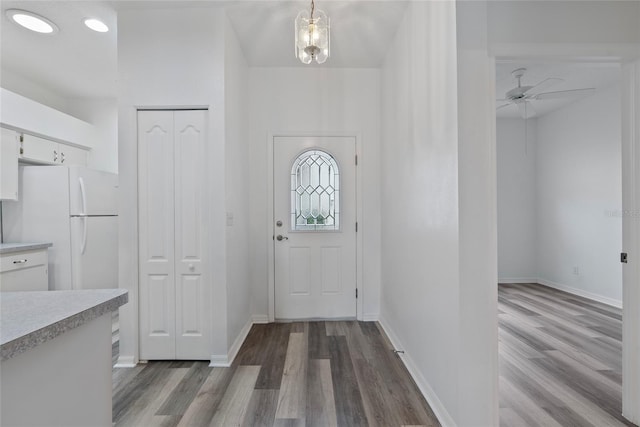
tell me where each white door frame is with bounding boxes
[490,44,640,423]
[267,132,363,322]
[621,60,640,424]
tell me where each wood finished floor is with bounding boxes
[112,321,440,427]
[499,283,637,427]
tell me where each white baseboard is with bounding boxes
[209,355,230,368]
[536,278,622,309]
[498,277,538,284]
[252,314,269,324]
[227,317,254,364]
[362,313,379,322]
[377,316,456,427]
[114,355,137,368]
[209,316,257,368]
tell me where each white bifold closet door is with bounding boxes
[138,110,210,360]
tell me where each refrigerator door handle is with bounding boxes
[78,177,87,215]
[81,217,88,255]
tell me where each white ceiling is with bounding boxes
[496,61,621,119]
[0,0,406,100]
[0,1,623,113]
[111,0,408,68]
[1,0,117,99]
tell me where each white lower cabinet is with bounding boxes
[0,249,49,291]
[138,110,210,360]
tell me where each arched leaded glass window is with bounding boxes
[291,149,340,231]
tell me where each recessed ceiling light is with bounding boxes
[83,18,109,33]
[6,9,58,34]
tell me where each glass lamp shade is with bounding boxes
[295,9,330,64]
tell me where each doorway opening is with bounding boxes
[496,60,628,425]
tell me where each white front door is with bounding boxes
[273,136,357,319]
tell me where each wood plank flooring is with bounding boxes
[113,321,440,427]
[499,283,636,427]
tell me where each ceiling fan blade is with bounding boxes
[517,101,536,119]
[525,77,564,96]
[496,103,511,111]
[534,88,596,100]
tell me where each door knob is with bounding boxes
[276,235,289,241]
[188,264,195,271]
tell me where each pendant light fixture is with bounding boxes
[295,0,330,64]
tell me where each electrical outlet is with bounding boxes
[572,266,579,275]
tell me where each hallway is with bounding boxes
[112,321,439,426]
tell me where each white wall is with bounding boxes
[117,7,229,364]
[497,118,537,281]
[536,84,622,304]
[247,67,382,320]
[65,98,118,173]
[379,2,499,424]
[487,1,640,46]
[0,68,70,114]
[380,2,497,425]
[456,2,500,423]
[224,14,252,348]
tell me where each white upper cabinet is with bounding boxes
[19,134,88,167]
[0,89,93,184]
[1,127,19,200]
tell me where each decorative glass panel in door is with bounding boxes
[291,150,340,231]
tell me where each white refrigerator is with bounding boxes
[2,165,118,290]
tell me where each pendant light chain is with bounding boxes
[310,0,315,19]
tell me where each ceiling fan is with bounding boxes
[496,68,596,119]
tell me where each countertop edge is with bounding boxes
[0,243,54,254]
[1,291,128,361]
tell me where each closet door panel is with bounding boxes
[174,110,210,360]
[138,111,176,360]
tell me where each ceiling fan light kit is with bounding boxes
[497,67,596,119]
[295,0,330,64]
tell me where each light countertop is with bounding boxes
[0,289,128,361]
[0,242,53,254]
